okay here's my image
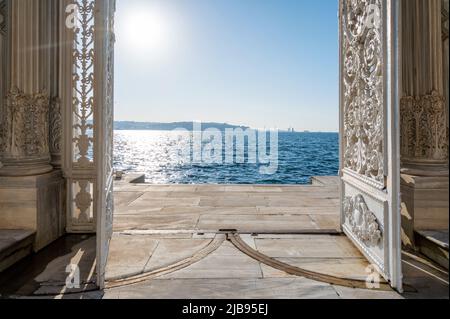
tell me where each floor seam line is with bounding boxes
[142,240,160,272]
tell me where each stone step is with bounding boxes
[0,230,35,273]
[415,230,449,270]
[310,176,340,187]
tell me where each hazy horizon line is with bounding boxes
[114,120,338,133]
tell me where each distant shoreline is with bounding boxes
[114,121,249,131]
[114,121,337,133]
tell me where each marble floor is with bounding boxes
[113,176,341,234]
[99,176,447,299]
[103,233,403,299]
[1,176,448,299]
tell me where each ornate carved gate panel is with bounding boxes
[339,0,402,291]
[64,0,97,233]
[95,0,115,289]
[62,0,115,288]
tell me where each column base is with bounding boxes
[401,173,449,249]
[0,158,53,177]
[0,170,66,251]
[401,162,449,177]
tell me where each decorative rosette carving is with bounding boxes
[344,194,382,246]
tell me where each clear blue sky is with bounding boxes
[115,0,339,132]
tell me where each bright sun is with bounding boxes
[122,7,171,57]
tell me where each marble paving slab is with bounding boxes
[159,243,263,280]
[102,278,341,299]
[113,182,342,233]
[129,196,201,207]
[254,236,363,258]
[197,214,318,232]
[114,192,144,207]
[198,196,269,207]
[309,214,340,230]
[113,214,200,232]
[256,206,339,215]
[260,257,372,281]
[144,239,211,272]
[106,235,159,280]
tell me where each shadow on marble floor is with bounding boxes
[1,232,448,299]
[0,235,97,298]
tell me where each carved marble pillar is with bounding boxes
[0,0,7,169]
[0,0,53,176]
[400,0,449,249]
[0,0,66,251]
[443,0,449,134]
[400,0,449,176]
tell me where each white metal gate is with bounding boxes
[95,0,115,289]
[339,0,402,291]
[60,0,402,290]
[63,0,115,288]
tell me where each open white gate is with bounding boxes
[94,0,116,289]
[61,0,402,291]
[339,0,402,291]
[63,0,115,288]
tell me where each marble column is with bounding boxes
[0,0,65,252]
[0,0,7,170]
[400,0,449,176]
[443,0,449,135]
[400,0,449,250]
[0,0,53,176]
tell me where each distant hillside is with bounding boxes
[114,121,250,131]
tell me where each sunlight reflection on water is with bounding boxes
[113,130,339,184]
